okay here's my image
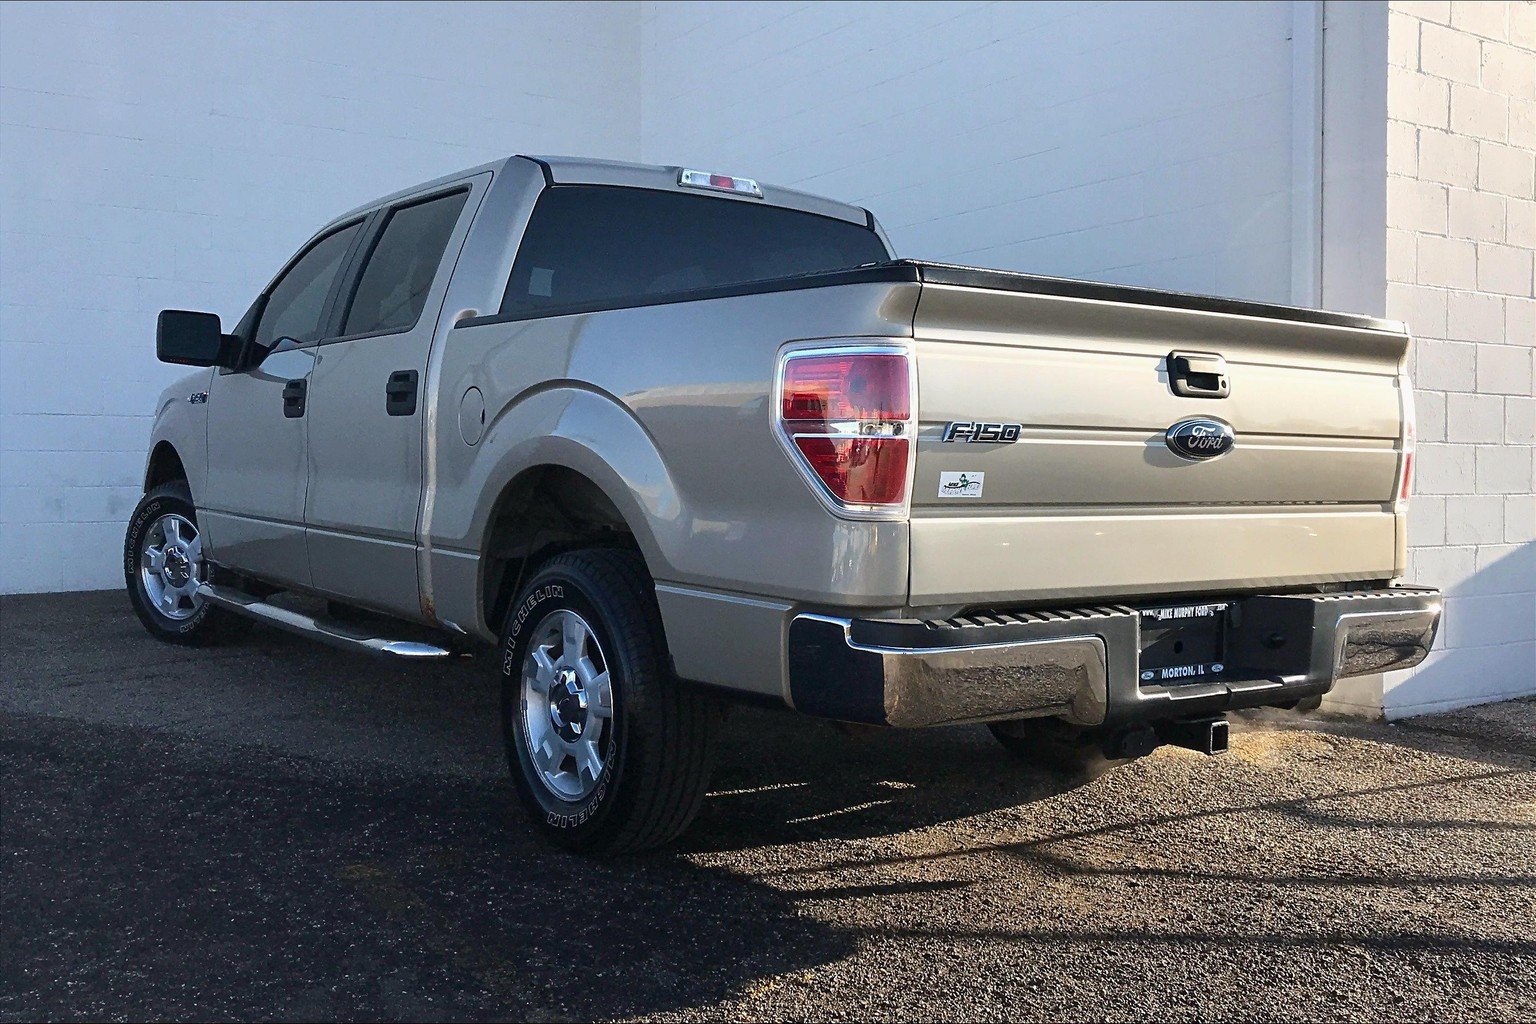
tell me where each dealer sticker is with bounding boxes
[938,471,984,497]
[1142,603,1229,622]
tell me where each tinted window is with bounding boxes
[501,186,889,317]
[253,222,361,353]
[343,190,468,336]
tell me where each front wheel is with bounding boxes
[124,482,248,645]
[500,548,717,854]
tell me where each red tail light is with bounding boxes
[1396,377,1416,507]
[776,348,914,516]
[789,435,910,505]
[781,353,910,424]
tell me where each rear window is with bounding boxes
[343,189,468,337]
[501,185,889,318]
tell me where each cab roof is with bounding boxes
[336,154,871,228]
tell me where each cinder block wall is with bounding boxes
[641,0,1303,304]
[0,1,640,591]
[1379,0,1535,716]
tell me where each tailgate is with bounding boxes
[907,273,1410,606]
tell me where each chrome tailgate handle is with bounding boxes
[1168,351,1230,399]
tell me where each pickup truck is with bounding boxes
[128,155,1442,852]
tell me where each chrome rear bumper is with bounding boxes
[787,586,1441,728]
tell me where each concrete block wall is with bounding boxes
[640,0,1302,305]
[1377,0,1535,716]
[0,1,639,592]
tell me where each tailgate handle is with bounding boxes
[1168,351,1230,399]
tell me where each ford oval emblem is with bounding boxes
[1165,417,1235,461]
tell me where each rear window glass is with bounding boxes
[501,185,889,317]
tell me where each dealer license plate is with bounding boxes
[1138,602,1230,684]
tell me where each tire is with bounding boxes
[988,718,1133,775]
[124,481,249,645]
[500,548,716,854]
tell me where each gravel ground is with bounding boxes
[3,590,1534,1022]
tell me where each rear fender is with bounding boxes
[426,385,681,639]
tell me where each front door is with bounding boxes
[202,220,363,587]
[304,184,476,618]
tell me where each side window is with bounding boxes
[341,190,468,337]
[252,222,362,355]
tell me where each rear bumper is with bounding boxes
[787,586,1441,728]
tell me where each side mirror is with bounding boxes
[157,309,239,368]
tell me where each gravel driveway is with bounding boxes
[3,591,1534,1022]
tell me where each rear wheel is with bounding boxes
[500,548,717,854]
[124,482,249,645]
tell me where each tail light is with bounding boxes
[775,346,915,517]
[1396,376,1415,508]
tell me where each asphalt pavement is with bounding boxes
[3,590,1534,1022]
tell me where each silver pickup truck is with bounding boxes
[128,155,1442,852]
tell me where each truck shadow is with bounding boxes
[3,713,863,1023]
[684,707,1096,853]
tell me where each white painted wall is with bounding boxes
[641,0,1303,304]
[0,0,639,591]
[0,0,1324,595]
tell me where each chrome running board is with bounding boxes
[196,583,458,659]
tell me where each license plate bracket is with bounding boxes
[1138,602,1229,685]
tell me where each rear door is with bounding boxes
[202,220,364,587]
[907,280,1411,606]
[303,180,479,619]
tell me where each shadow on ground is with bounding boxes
[3,591,1534,1021]
[3,714,853,1021]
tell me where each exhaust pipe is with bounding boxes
[1156,716,1230,756]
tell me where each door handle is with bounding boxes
[1167,351,1230,399]
[385,369,418,416]
[282,378,307,418]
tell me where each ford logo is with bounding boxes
[1165,417,1235,461]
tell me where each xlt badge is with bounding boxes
[942,420,1021,443]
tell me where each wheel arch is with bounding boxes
[144,440,189,494]
[429,384,685,641]
[479,461,653,638]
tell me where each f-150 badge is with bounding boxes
[1165,417,1235,461]
[942,421,1021,443]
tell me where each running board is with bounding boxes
[196,583,458,659]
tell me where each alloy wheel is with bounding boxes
[139,513,205,621]
[520,608,615,801]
